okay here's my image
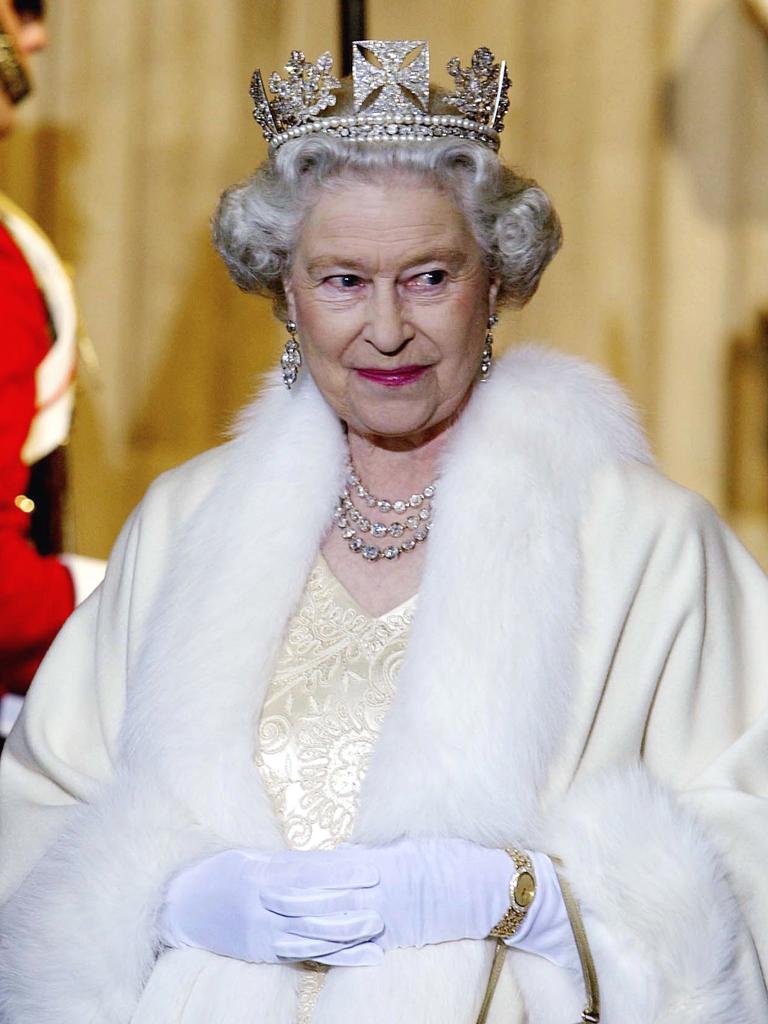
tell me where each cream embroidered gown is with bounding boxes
[255,556,417,1023]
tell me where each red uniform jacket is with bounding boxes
[0,221,75,694]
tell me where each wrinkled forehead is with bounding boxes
[294,180,481,275]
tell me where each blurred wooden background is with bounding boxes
[2,0,767,565]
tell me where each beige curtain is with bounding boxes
[2,0,767,565]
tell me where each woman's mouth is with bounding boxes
[355,366,429,387]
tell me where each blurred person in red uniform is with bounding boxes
[0,0,104,745]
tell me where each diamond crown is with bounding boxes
[250,41,510,152]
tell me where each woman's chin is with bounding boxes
[345,407,426,439]
[342,377,473,445]
[347,404,462,446]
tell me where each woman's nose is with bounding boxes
[365,285,414,354]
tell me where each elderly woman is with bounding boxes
[0,40,767,1024]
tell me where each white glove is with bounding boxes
[157,849,384,966]
[261,839,579,971]
[260,838,511,949]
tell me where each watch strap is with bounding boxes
[476,853,601,1024]
[488,847,535,939]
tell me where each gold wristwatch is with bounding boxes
[488,847,536,939]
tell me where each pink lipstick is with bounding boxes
[355,365,429,387]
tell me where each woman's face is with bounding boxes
[285,177,498,447]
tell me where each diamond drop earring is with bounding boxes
[281,320,302,390]
[480,314,497,380]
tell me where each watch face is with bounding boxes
[514,869,536,909]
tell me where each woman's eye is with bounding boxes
[326,274,363,289]
[414,270,447,287]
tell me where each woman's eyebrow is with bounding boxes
[305,248,468,275]
[400,248,468,271]
[305,256,369,274]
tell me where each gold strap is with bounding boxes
[553,860,601,1024]
[474,860,601,1024]
[488,847,535,939]
[474,939,508,1024]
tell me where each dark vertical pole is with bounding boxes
[340,0,367,75]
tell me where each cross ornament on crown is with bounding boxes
[352,40,430,116]
[250,40,510,152]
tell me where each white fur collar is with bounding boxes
[126,344,651,848]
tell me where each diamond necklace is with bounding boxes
[333,466,437,562]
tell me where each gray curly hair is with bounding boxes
[213,129,561,320]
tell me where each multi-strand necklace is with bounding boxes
[333,466,437,562]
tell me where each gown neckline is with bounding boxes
[316,554,418,622]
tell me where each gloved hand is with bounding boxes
[260,838,512,950]
[157,849,384,966]
[261,839,579,971]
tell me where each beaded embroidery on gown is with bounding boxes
[255,556,417,1023]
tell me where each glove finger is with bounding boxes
[312,942,385,967]
[285,911,384,942]
[261,884,370,917]
[274,935,374,960]
[264,857,379,891]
